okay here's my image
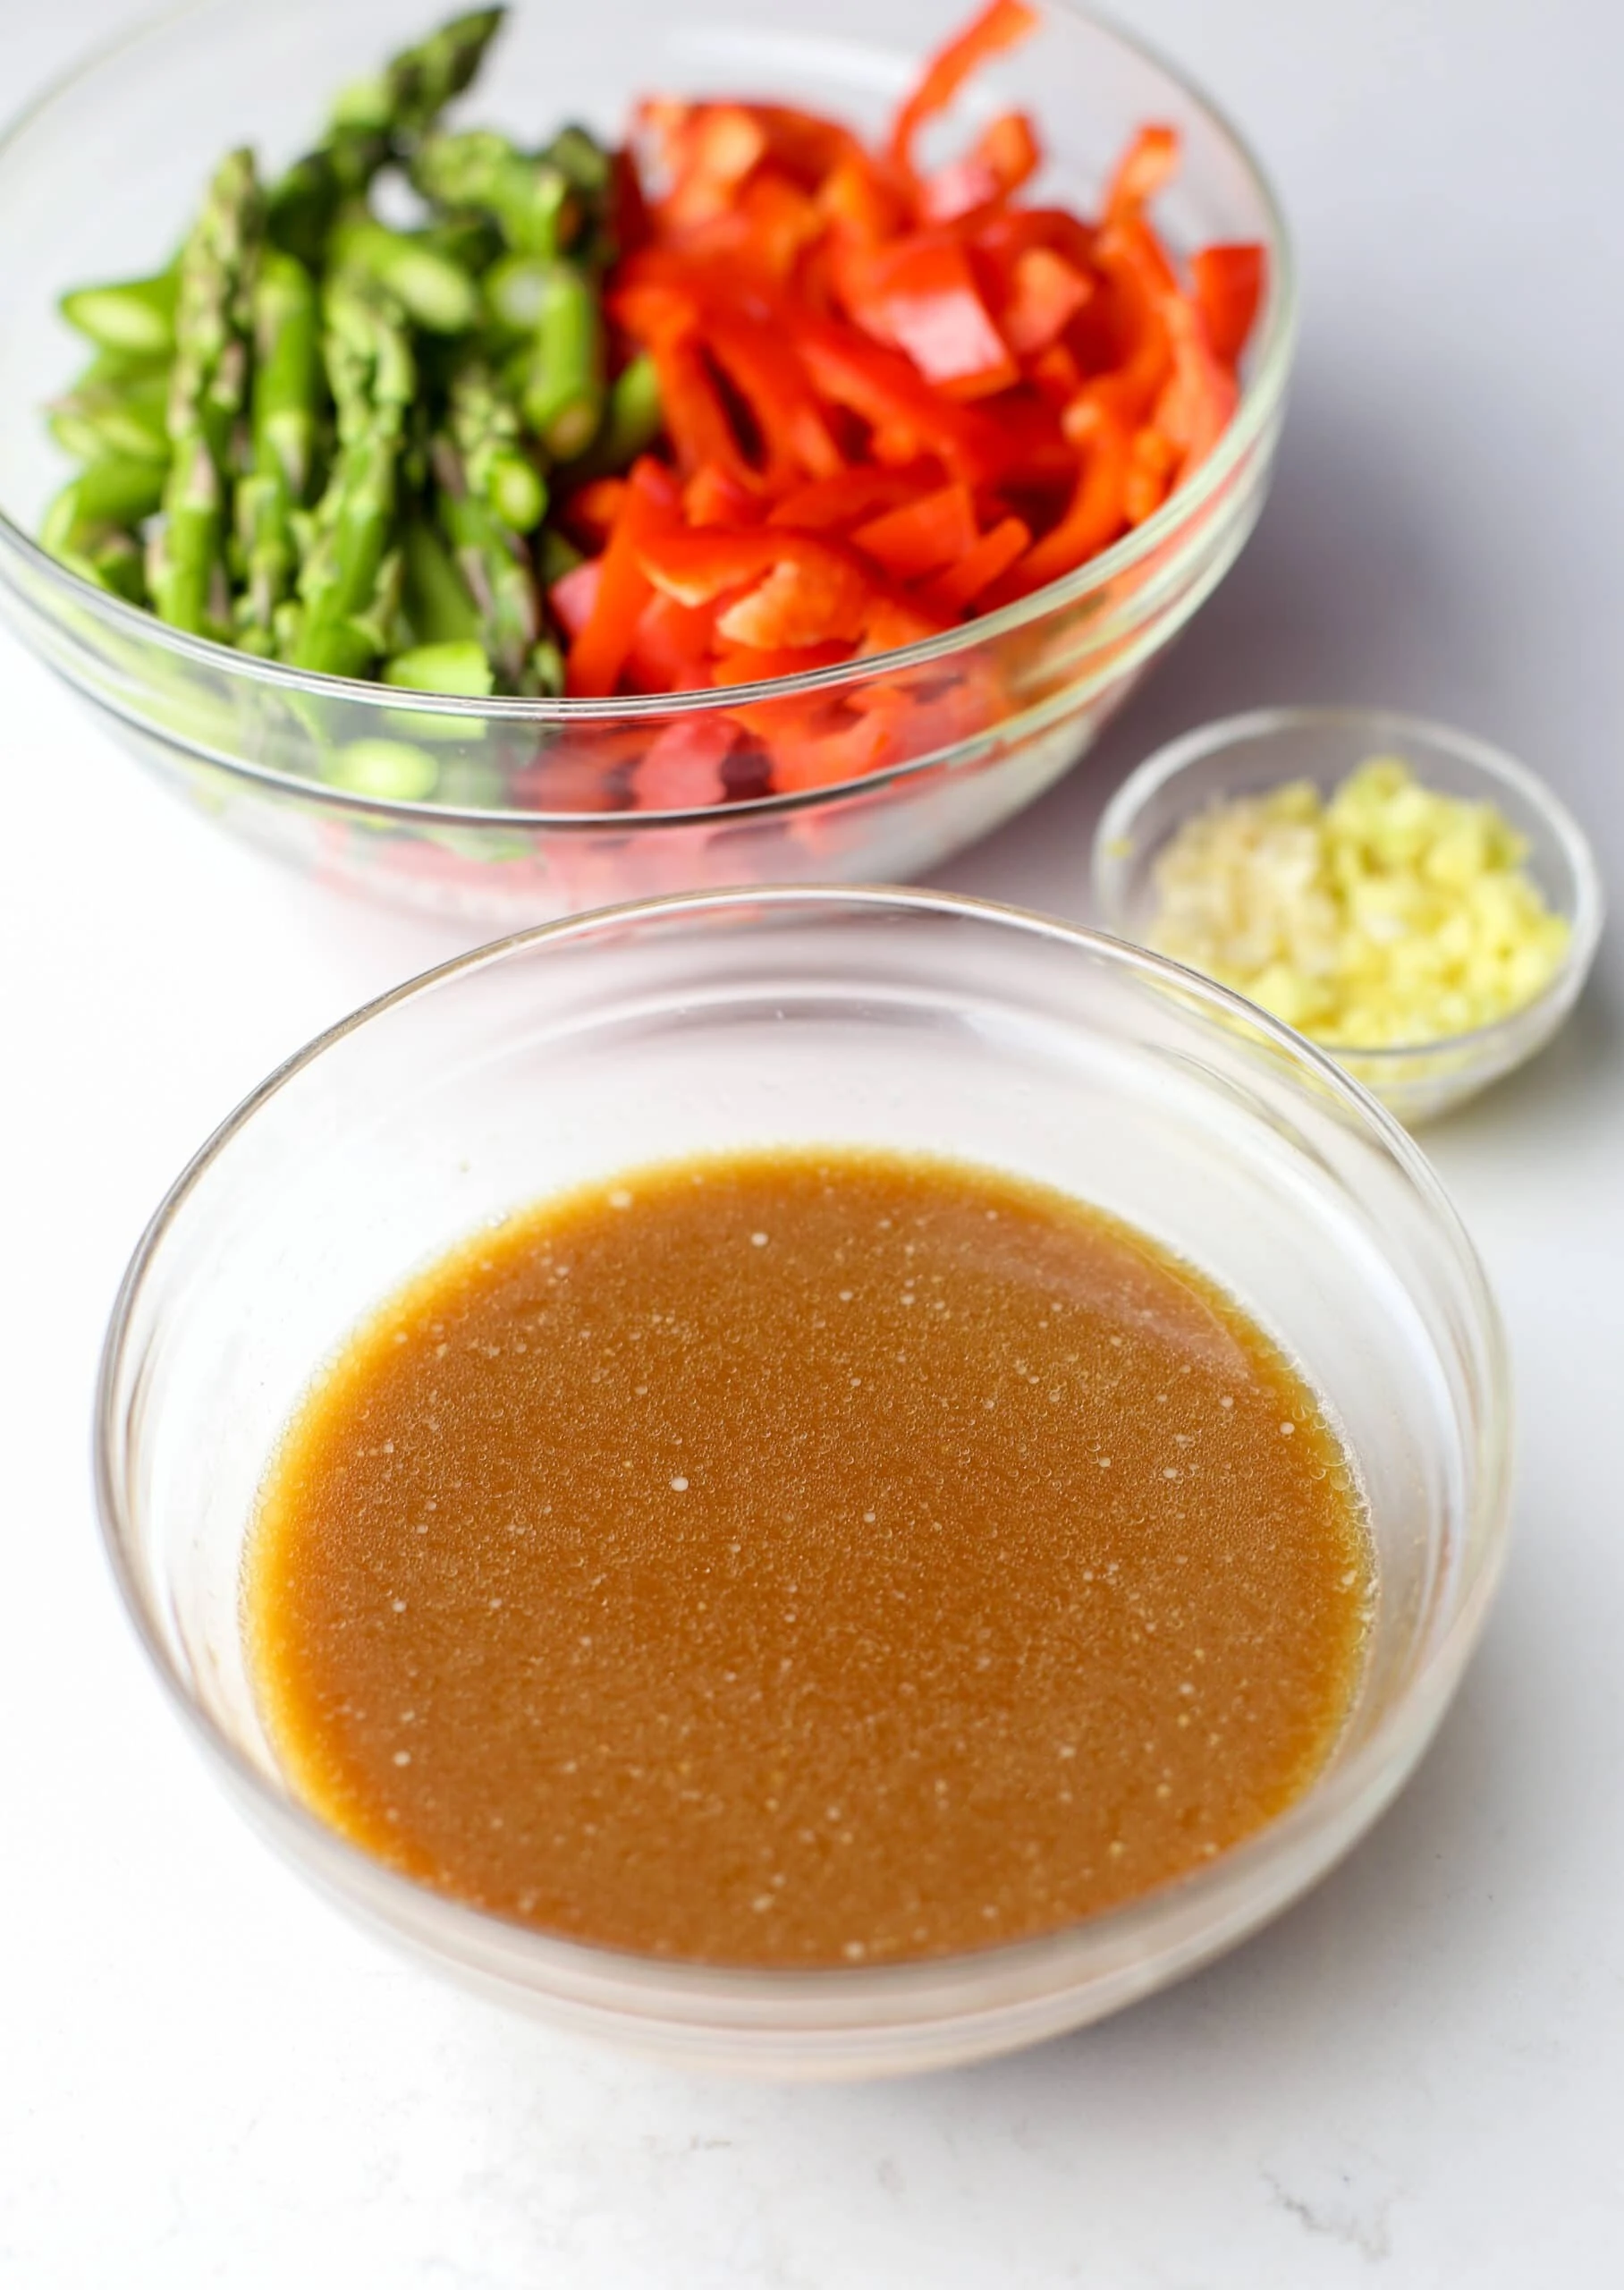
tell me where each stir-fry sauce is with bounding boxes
[247,1149,1369,1966]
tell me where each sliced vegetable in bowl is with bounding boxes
[40,0,1265,760]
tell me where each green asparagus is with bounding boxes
[450,357,546,530]
[148,147,263,635]
[47,368,172,464]
[267,6,507,267]
[383,638,495,696]
[432,428,542,692]
[410,131,573,258]
[328,213,482,335]
[401,514,483,647]
[519,262,605,458]
[283,274,414,677]
[233,250,324,651]
[60,272,179,358]
[38,6,653,702]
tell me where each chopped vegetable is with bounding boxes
[38,0,1265,811]
[1146,759,1572,1047]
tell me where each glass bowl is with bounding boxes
[96,886,1510,2079]
[0,0,1293,927]
[1093,707,1604,1127]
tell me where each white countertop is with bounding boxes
[4,1,1621,2282]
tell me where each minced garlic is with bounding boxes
[1146,757,1570,1047]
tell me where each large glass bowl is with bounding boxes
[0,0,1293,925]
[97,888,1510,2078]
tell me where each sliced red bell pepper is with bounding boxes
[709,639,853,685]
[626,589,718,691]
[683,461,762,529]
[1190,242,1265,365]
[856,591,953,653]
[645,102,770,230]
[632,523,872,650]
[988,400,1130,599]
[792,314,1009,480]
[567,458,680,698]
[1153,293,1239,471]
[715,551,872,649]
[887,0,1041,174]
[706,310,845,479]
[999,246,1094,357]
[568,477,628,543]
[920,512,1029,611]
[767,463,937,531]
[629,715,737,809]
[818,154,909,246]
[919,110,1040,224]
[771,709,894,793]
[1122,425,1177,525]
[851,480,978,581]
[1104,123,1179,220]
[836,234,1018,397]
[648,329,762,491]
[550,557,601,641]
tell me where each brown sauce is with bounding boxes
[247,1149,1370,1966]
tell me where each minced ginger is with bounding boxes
[1146,757,1570,1047]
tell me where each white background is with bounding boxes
[3,2,1621,2283]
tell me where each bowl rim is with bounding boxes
[93,883,1512,2029]
[0,0,1297,826]
[1092,703,1607,1068]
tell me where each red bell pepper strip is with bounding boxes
[715,551,872,648]
[709,640,853,685]
[1122,426,1177,526]
[550,558,601,641]
[767,464,936,531]
[920,512,1030,611]
[567,458,679,698]
[851,480,978,581]
[1104,123,1179,220]
[683,462,762,528]
[918,110,1040,224]
[629,715,737,809]
[887,0,1041,174]
[1190,243,1265,365]
[648,329,762,492]
[792,315,1008,480]
[705,310,845,479]
[1153,293,1239,471]
[837,234,1018,397]
[999,246,1094,356]
[626,590,718,691]
[989,400,1130,599]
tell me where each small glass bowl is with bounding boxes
[0,0,1294,926]
[1093,708,1604,1126]
[97,887,1510,2078]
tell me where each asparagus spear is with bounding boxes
[328,213,482,335]
[410,131,574,258]
[568,351,661,477]
[402,514,482,645]
[47,368,172,464]
[60,272,179,359]
[449,357,546,530]
[233,251,324,652]
[520,263,604,459]
[148,148,264,636]
[383,637,495,696]
[267,7,507,267]
[42,455,165,600]
[283,274,414,677]
[432,429,542,693]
